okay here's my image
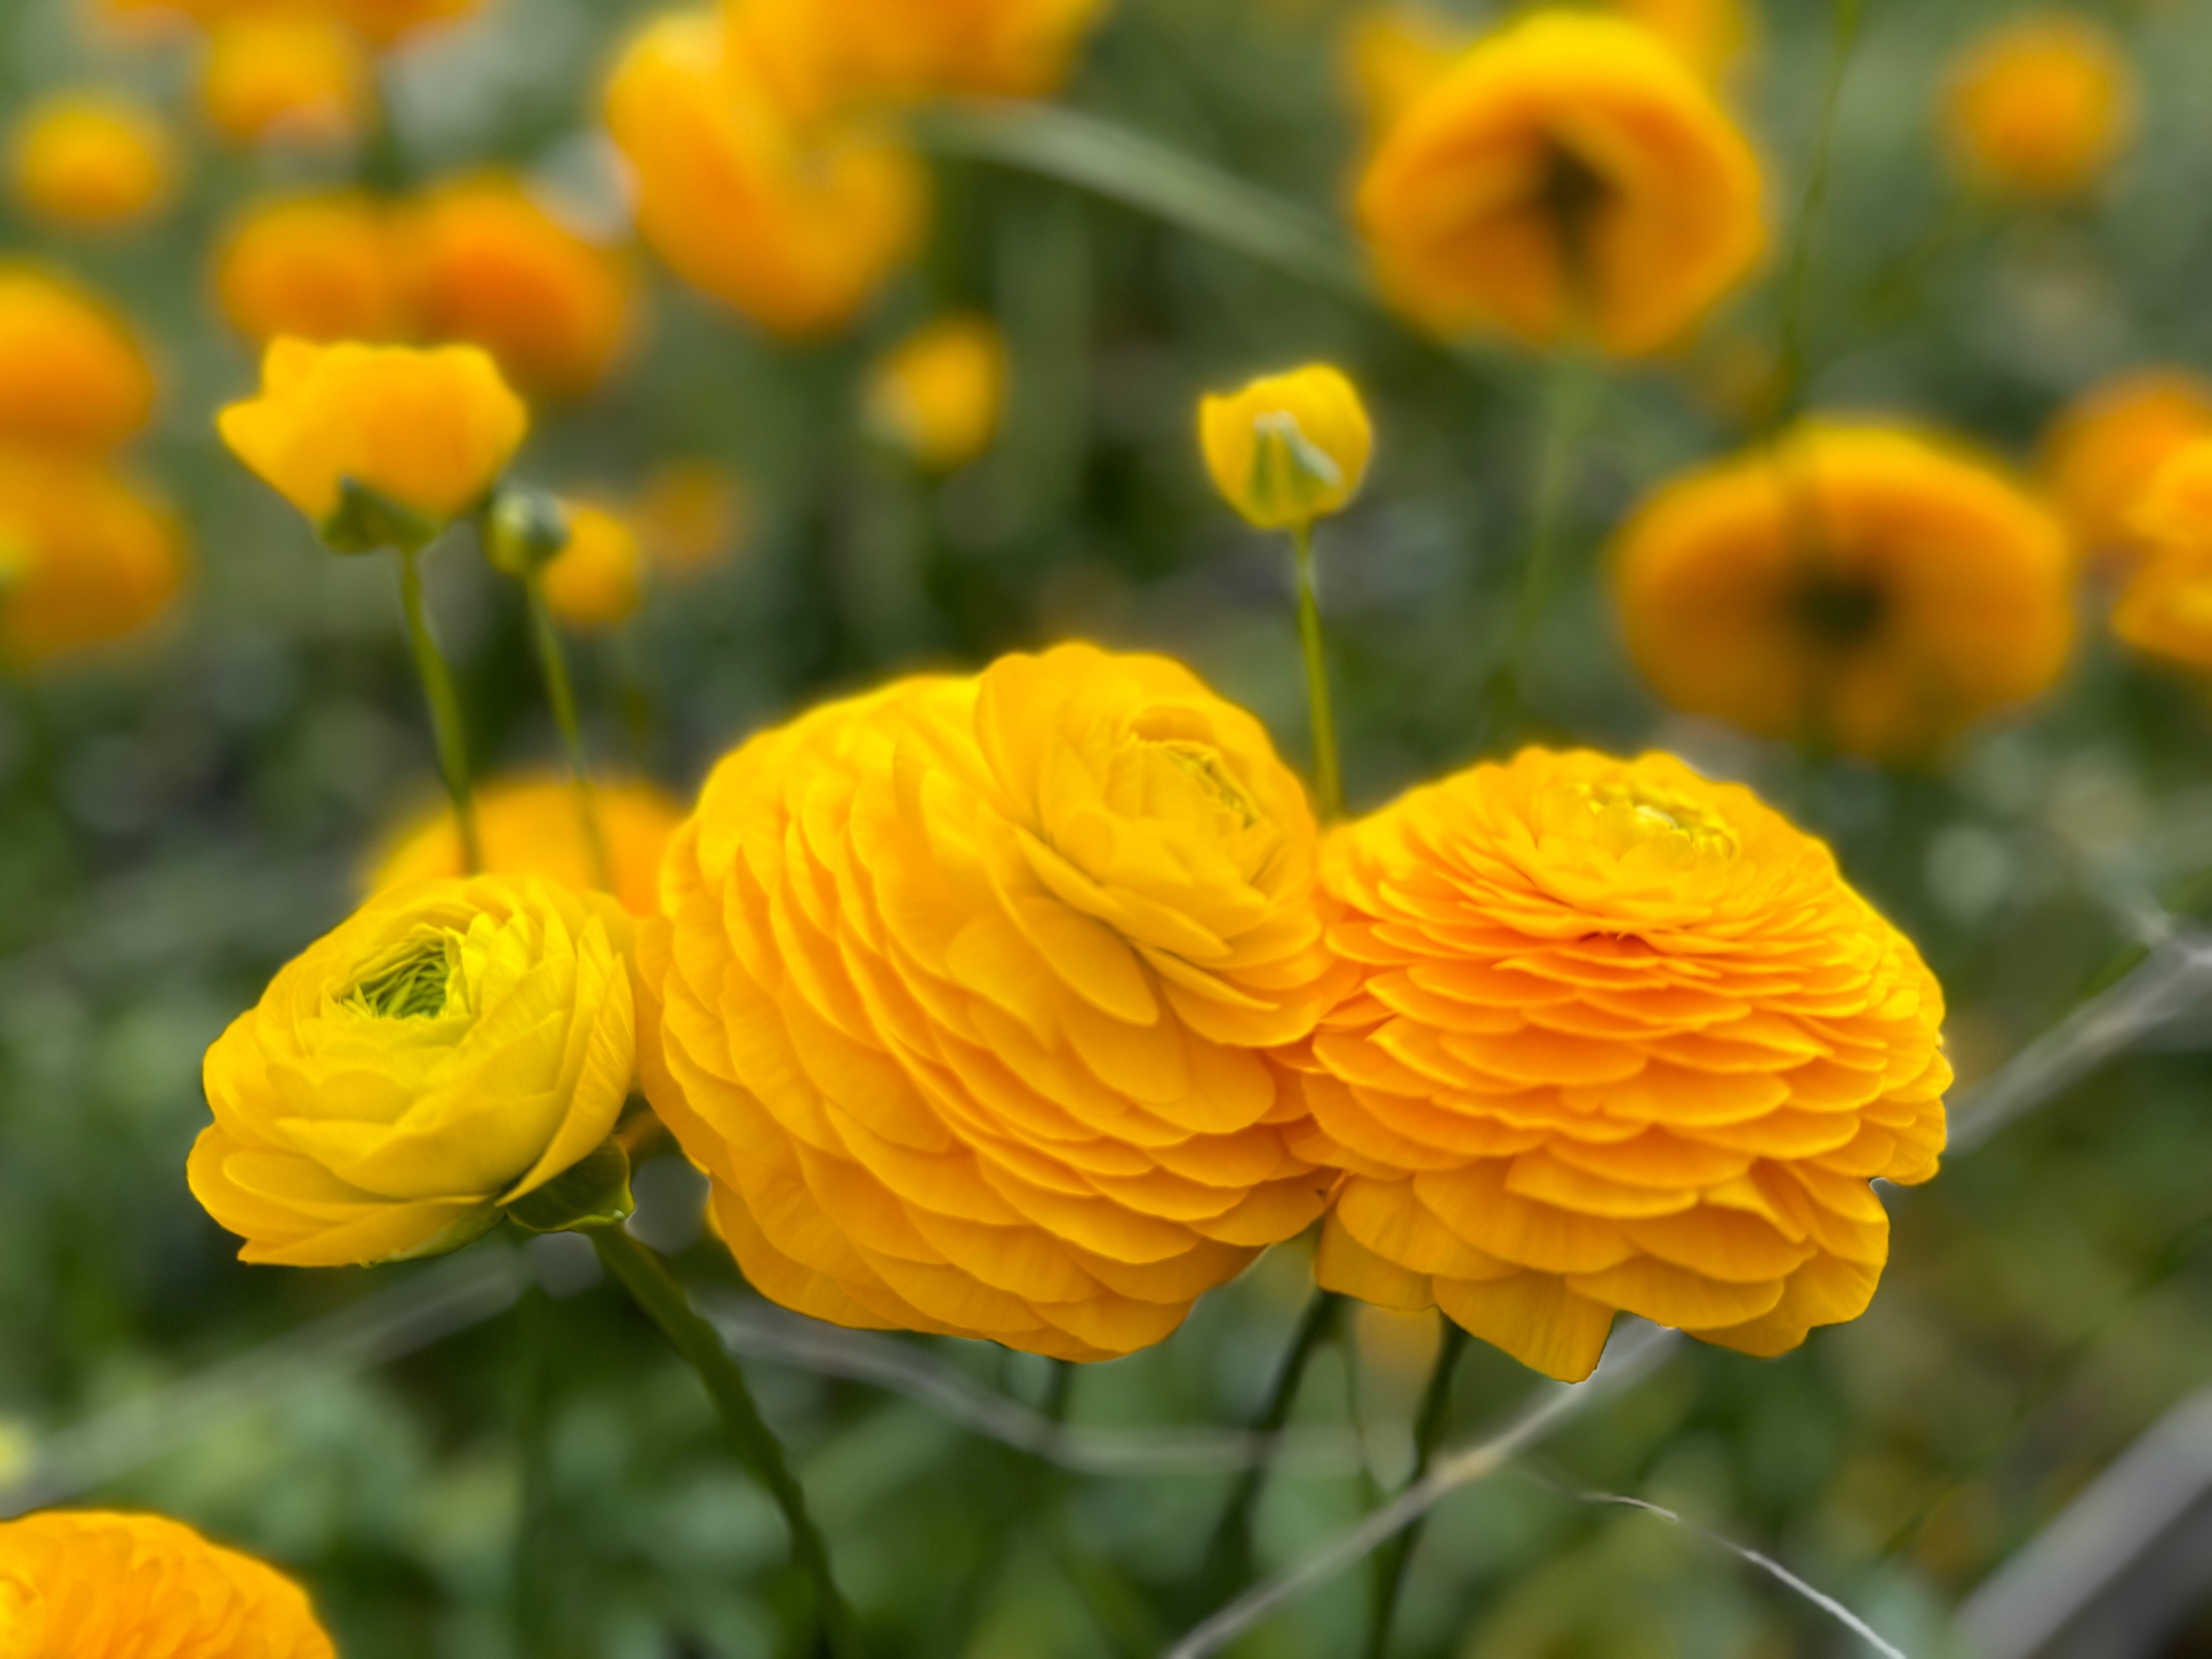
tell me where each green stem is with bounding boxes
[588,1227,858,1657]
[1290,524,1345,821]
[1200,1288,1344,1600]
[1364,1323,1470,1659]
[522,574,615,894]
[395,545,481,873]
[1770,0,1868,427]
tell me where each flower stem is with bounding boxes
[1363,1322,1469,1659]
[522,573,615,894]
[1200,1288,1344,1600]
[395,544,481,873]
[1290,523,1345,821]
[587,1226,859,1658]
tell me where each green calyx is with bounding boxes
[1249,409,1343,526]
[321,476,442,556]
[506,1139,636,1235]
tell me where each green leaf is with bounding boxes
[504,1140,635,1235]
[322,476,441,556]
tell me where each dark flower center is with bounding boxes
[1791,569,1887,646]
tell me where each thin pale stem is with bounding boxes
[522,574,615,894]
[1363,1323,1469,1659]
[395,545,481,872]
[1291,524,1345,821]
[1199,1288,1344,1601]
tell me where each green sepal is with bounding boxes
[321,476,441,556]
[504,1139,635,1234]
[366,1202,502,1267]
[1248,410,1344,527]
[481,483,570,577]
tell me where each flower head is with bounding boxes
[641,643,1352,1360]
[0,267,152,453]
[216,192,414,346]
[1357,10,1763,356]
[200,12,371,148]
[1199,364,1373,532]
[0,449,184,670]
[864,314,1009,472]
[190,874,637,1266]
[2041,368,2212,570]
[1301,747,1949,1381]
[1943,11,2133,201]
[2111,440,2212,672]
[6,90,173,230]
[540,500,645,629]
[1613,422,2074,761]
[635,459,749,579]
[0,1509,335,1659]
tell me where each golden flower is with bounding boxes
[1613,0,1748,84]
[2040,368,2212,570]
[0,267,153,453]
[640,643,1352,1360]
[190,874,637,1266]
[1301,747,1949,1381]
[1356,10,1764,356]
[725,0,1109,108]
[605,9,927,338]
[864,314,1008,472]
[0,1509,334,1659]
[1199,364,1373,532]
[540,500,645,629]
[1342,6,1463,144]
[369,771,685,920]
[5,91,173,230]
[635,458,749,579]
[1613,422,2075,762]
[2112,440,2212,671]
[215,192,414,346]
[0,448,184,670]
[403,173,635,399]
[218,337,528,539]
[199,12,371,148]
[1943,12,2133,201]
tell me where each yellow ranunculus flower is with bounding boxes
[635,458,749,579]
[189,874,638,1267]
[0,1509,336,1659]
[0,448,184,670]
[199,12,371,149]
[541,500,646,629]
[1199,364,1373,531]
[641,643,1354,1360]
[215,192,415,347]
[218,337,529,541]
[1943,11,2133,202]
[6,90,173,231]
[0,266,153,454]
[864,314,1009,472]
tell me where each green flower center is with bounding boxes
[347,931,462,1020]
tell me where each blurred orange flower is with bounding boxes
[2112,441,2212,672]
[540,500,646,629]
[215,191,415,345]
[199,12,371,148]
[0,449,184,669]
[6,90,173,230]
[1301,747,1949,1381]
[326,0,483,45]
[0,267,154,454]
[1613,423,2075,761]
[2040,368,2212,570]
[1943,11,2133,201]
[1341,5,1462,144]
[1356,10,1764,356]
[726,0,1109,108]
[1613,0,1747,85]
[864,314,1009,472]
[634,458,749,579]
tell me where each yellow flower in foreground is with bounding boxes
[369,771,684,920]
[541,500,645,629]
[200,12,371,149]
[1200,364,1372,532]
[6,91,173,230]
[641,643,1352,1360]
[0,449,184,670]
[0,1509,335,1659]
[727,0,1111,106]
[1357,11,1764,356]
[216,192,415,346]
[2112,440,2212,672]
[1302,747,1949,1381]
[2040,368,2212,570]
[0,268,153,454]
[1613,423,2074,761]
[865,314,1009,472]
[635,458,749,579]
[190,874,637,1266]
[218,338,528,540]
[1943,12,2133,201]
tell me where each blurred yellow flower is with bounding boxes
[6,90,173,230]
[199,12,371,148]
[864,314,1009,472]
[726,0,1110,108]
[2112,440,2212,672]
[1357,10,1764,356]
[215,192,415,345]
[404,173,636,399]
[1302,747,1949,1381]
[190,874,637,1267]
[641,643,1353,1360]
[1943,11,2133,201]
[635,458,749,579]
[369,771,684,919]
[327,0,483,46]
[2040,368,2212,570]
[1341,5,1462,144]
[0,449,184,670]
[218,338,529,539]
[0,267,153,454]
[1613,0,1748,85]
[606,9,927,337]
[541,500,645,628]
[1613,423,2075,761]
[1199,364,1372,532]
[0,1509,335,1659]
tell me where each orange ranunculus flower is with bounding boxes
[1301,747,1949,1381]
[200,12,371,148]
[540,500,645,628]
[1356,10,1764,357]
[0,450,183,670]
[725,0,1109,108]
[605,9,927,338]
[635,459,749,579]
[2111,440,2212,672]
[0,1509,335,1658]
[369,771,685,919]
[5,90,173,230]
[0,267,153,454]
[640,643,1353,1360]
[215,192,414,345]
[1613,422,2075,762]
[864,314,1009,472]
[402,174,635,399]
[2040,368,2212,570]
[1942,12,2133,201]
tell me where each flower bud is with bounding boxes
[1199,364,1372,531]
[482,481,570,576]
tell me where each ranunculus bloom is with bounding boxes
[218,338,529,535]
[215,192,415,346]
[1300,747,1949,1381]
[0,1509,335,1658]
[640,643,1352,1360]
[605,9,927,338]
[864,314,1009,473]
[403,174,635,399]
[2111,440,2212,672]
[2040,368,2212,570]
[368,771,684,920]
[0,267,153,453]
[541,500,645,629]
[190,874,637,1266]
[5,90,173,230]
[199,12,370,148]
[1356,10,1764,356]
[1613,422,2075,762]
[1199,364,1373,532]
[725,0,1109,108]
[1942,11,2133,201]
[0,449,184,670]
[635,459,749,579]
